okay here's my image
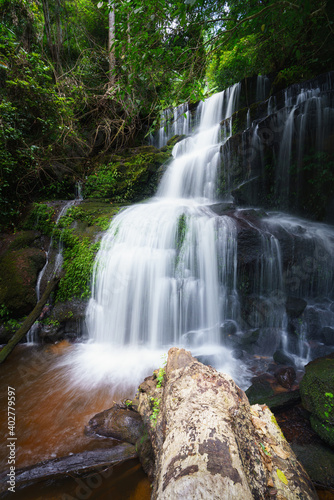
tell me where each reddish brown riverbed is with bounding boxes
[0,343,150,499]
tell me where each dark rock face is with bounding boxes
[85,404,144,445]
[273,349,296,367]
[0,231,46,317]
[300,354,334,447]
[319,326,334,346]
[286,297,307,318]
[219,72,334,220]
[38,299,88,342]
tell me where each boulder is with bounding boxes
[85,404,144,445]
[285,297,307,318]
[273,349,296,367]
[0,245,46,317]
[300,354,334,447]
[274,366,296,389]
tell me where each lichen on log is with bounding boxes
[137,347,317,500]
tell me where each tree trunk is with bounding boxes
[0,275,62,364]
[108,0,116,85]
[137,348,318,499]
[41,0,62,70]
[0,444,137,494]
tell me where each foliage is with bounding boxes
[206,0,334,90]
[156,367,166,388]
[56,231,100,301]
[22,203,56,236]
[150,396,161,425]
[0,0,333,229]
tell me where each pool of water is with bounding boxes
[0,343,151,499]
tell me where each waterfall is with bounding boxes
[256,75,270,102]
[150,102,192,149]
[86,84,244,382]
[27,190,83,344]
[81,76,334,391]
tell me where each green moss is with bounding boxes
[310,415,334,448]
[300,357,334,447]
[56,234,100,302]
[54,200,120,301]
[8,230,41,251]
[83,145,172,203]
[22,203,56,236]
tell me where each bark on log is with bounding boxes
[0,275,62,364]
[0,444,137,493]
[137,347,318,500]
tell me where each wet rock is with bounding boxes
[300,354,334,447]
[38,323,64,342]
[320,326,334,346]
[208,202,236,216]
[292,442,334,491]
[273,349,296,367]
[303,307,323,341]
[238,329,260,346]
[44,299,88,341]
[0,246,46,317]
[236,226,263,265]
[286,296,307,318]
[246,374,275,405]
[246,374,301,410]
[85,404,144,445]
[274,366,296,389]
[309,345,334,361]
[220,319,238,337]
[232,349,244,359]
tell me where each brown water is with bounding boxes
[0,343,150,499]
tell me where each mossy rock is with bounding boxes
[83,145,173,203]
[0,247,46,317]
[8,230,43,251]
[300,355,334,447]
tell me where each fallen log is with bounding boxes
[137,347,318,500]
[0,274,62,364]
[0,444,137,493]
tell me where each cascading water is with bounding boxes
[85,83,246,386]
[27,189,83,344]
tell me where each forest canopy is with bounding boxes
[0,0,333,227]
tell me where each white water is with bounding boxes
[84,83,250,388]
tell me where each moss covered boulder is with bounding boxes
[300,354,334,447]
[0,231,46,318]
[83,145,172,203]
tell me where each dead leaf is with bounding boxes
[265,462,273,472]
[267,478,274,487]
[252,416,267,431]
[271,445,290,460]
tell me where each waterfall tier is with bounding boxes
[86,75,334,386]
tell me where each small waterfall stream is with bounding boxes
[27,188,83,344]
